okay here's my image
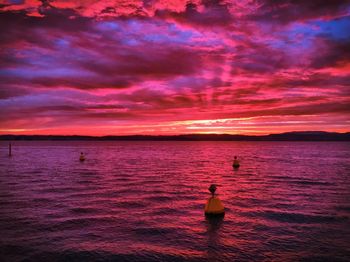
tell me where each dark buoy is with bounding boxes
[204,184,225,217]
[79,152,85,161]
[232,156,240,169]
[9,143,12,157]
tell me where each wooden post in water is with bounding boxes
[9,143,12,157]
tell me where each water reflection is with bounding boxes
[205,216,224,261]
[0,141,349,261]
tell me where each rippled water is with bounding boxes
[0,141,349,261]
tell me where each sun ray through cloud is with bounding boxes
[1,0,350,135]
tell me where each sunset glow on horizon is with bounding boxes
[1,0,350,136]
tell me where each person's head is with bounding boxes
[81,152,83,155]
[234,156,237,159]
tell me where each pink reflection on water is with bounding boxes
[0,141,349,260]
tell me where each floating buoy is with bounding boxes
[205,184,225,217]
[232,156,240,169]
[79,152,85,161]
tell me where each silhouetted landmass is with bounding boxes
[1,131,350,141]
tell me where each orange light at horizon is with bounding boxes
[0,1,349,135]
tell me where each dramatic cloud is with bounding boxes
[0,0,349,135]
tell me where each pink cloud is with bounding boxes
[0,1,350,135]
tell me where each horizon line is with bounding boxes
[1,130,350,137]
[1,131,349,141]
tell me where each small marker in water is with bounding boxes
[79,152,85,161]
[232,156,240,169]
[9,143,12,157]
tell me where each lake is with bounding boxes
[0,141,349,261]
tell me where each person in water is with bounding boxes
[233,156,240,168]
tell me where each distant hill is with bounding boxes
[1,131,349,141]
[264,131,350,141]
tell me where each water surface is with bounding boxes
[0,141,349,261]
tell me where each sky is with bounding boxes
[0,0,350,136]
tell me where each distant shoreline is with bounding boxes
[1,131,349,141]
